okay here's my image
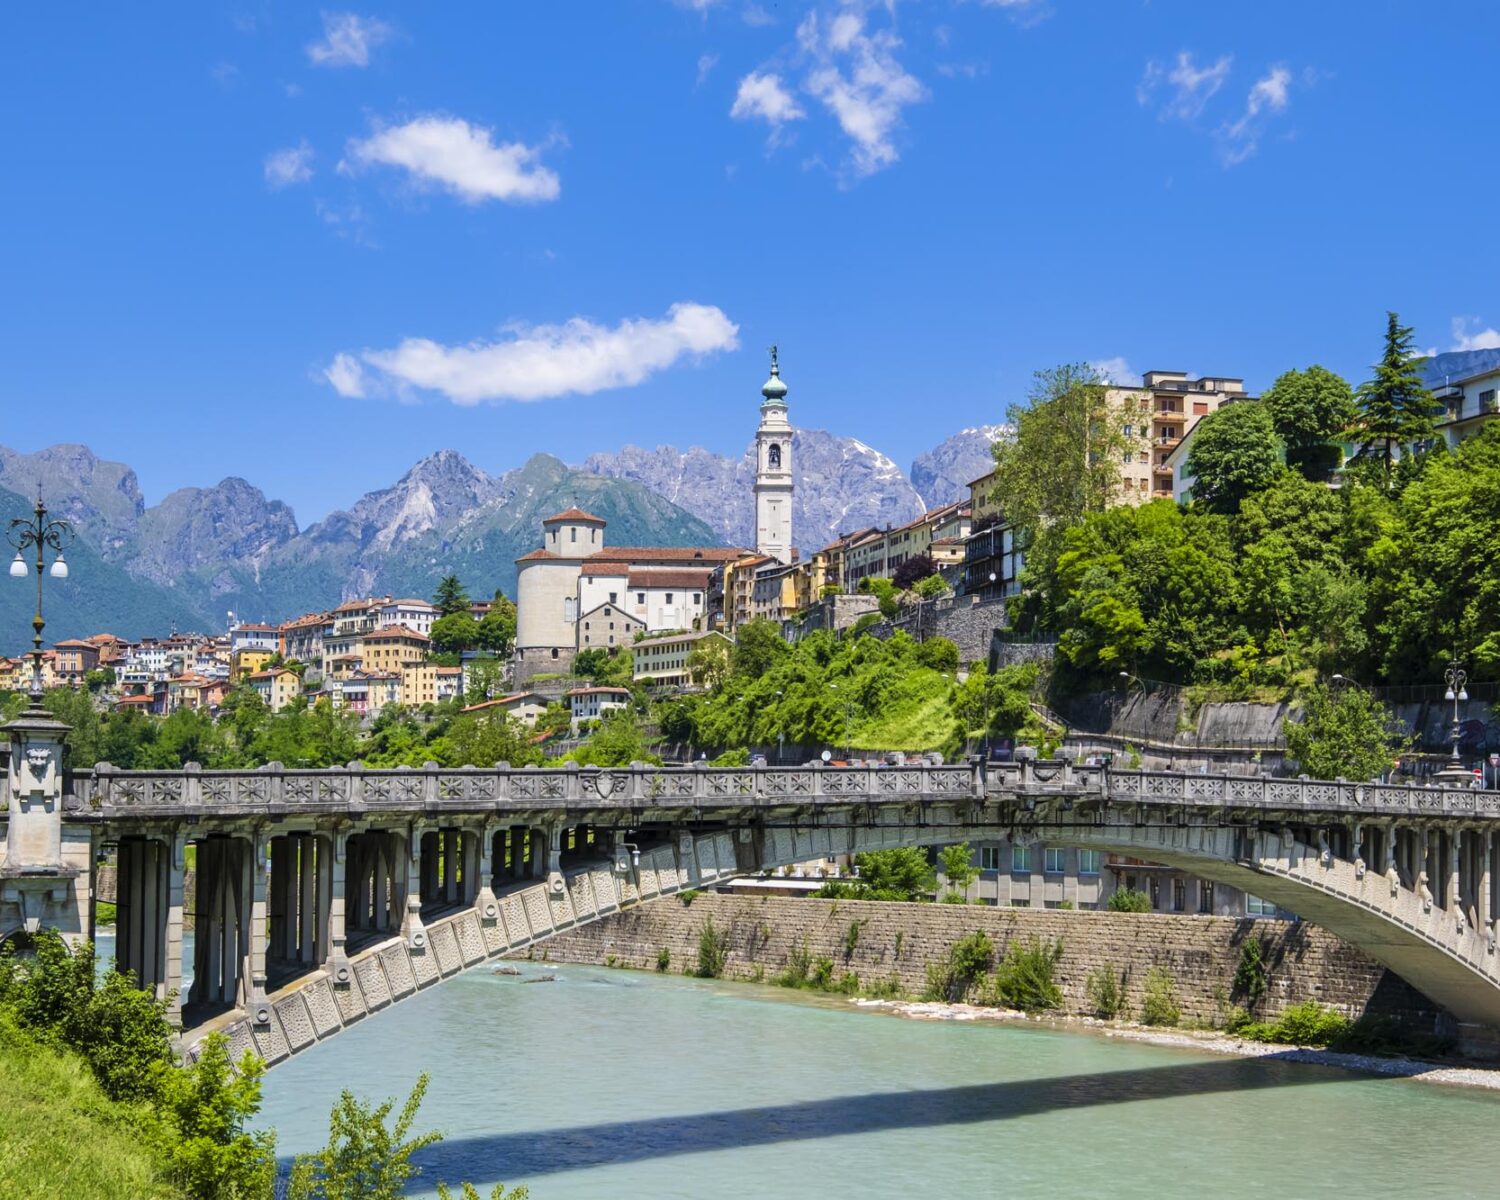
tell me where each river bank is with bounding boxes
[524,891,1442,1028]
[847,996,1500,1092]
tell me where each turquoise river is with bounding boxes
[250,959,1500,1198]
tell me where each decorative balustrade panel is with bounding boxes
[35,762,1500,824]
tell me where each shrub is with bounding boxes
[775,939,814,988]
[678,889,701,907]
[655,947,671,972]
[1085,963,1127,1019]
[922,931,995,1003]
[694,918,729,978]
[94,901,117,926]
[1233,937,1268,1010]
[1140,967,1180,1026]
[810,957,835,989]
[160,1033,277,1199]
[843,920,864,960]
[991,937,1064,1012]
[1234,1001,1350,1047]
[1107,887,1153,913]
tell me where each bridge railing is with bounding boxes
[984,761,1500,819]
[66,760,984,819]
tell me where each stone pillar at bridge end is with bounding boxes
[1,704,87,944]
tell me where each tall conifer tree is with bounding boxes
[1355,311,1435,477]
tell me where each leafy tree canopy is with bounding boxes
[1184,400,1281,514]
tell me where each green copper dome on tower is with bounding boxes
[761,345,788,405]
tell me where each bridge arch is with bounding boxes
[189,801,1500,1066]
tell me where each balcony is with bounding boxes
[1152,407,1181,420]
[1155,434,1180,446]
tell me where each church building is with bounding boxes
[512,352,794,682]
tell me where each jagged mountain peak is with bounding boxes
[909,424,1008,507]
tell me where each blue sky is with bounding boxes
[3,1,1497,524]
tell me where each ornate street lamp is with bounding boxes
[1444,657,1469,766]
[8,496,74,701]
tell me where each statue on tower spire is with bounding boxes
[768,344,779,374]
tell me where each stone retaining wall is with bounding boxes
[526,893,1440,1027]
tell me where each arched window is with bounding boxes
[768,443,782,470]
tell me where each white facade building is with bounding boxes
[378,598,438,638]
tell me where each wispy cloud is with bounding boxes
[1091,357,1142,387]
[980,0,1052,28]
[344,116,561,205]
[697,53,720,85]
[1452,317,1500,352]
[306,12,393,69]
[798,7,926,177]
[741,3,776,26]
[1138,51,1232,121]
[264,141,315,189]
[1217,65,1291,165]
[326,303,740,404]
[731,71,806,129]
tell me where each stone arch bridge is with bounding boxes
[6,728,1500,1066]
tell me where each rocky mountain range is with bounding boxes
[0,423,1005,642]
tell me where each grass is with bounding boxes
[0,1015,174,1199]
[849,668,955,751]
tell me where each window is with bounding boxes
[980,846,1004,871]
[570,527,577,543]
[609,592,618,604]
[1044,847,1065,874]
[637,592,646,605]
[1123,423,1133,437]
[1193,401,1208,415]
[1078,850,1101,875]
[768,443,782,469]
[693,592,702,604]
[1246,894,1276,917]
[1011,843,1031,873]
[1172,879,1186,912]
[666,593,674,604]
[1198,882,1214,913]
[1148,878,1160,909]
[1010,898,1030,908]
[1123,450,1133,464]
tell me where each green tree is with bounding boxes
[430,612,481,655]
[159,1033,277,1200]
[856,576,900,619]
[1107,887,1152,913]
[1284,684,1404,781]
[433,575,471,617]
[826,847,935,901]
[1184,401,1280,513]
[288,1074,443,1200]
[938,842,978,903]
[730,619,788,678]
[686,637,731,691]
[1354,311,1435,477]
[1263,364,1357,478]
[571,710,659,767]
[990,363,1129,561]
[476,592,517,656]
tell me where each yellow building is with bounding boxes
[361,625,430,675]
[399,661,438,708]
[231,647,274,682]
[248,667,301,712]
[1111,371,1248,503]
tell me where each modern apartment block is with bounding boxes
[1112,370,1249,502]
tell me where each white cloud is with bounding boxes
[330,303,740,405]
[731,71,806,125]
[1138,51,1232,121]
[697,53,720,84]
[798,8,926,177]
[1091,357,1142,387]
[1217,64,1291,165]
[324,353,367,397]
[345,116,561,205]
[981,0,1052,27]
[264,140,315,189]
[741,3,776,26]
[306,12,393,68]
[1452,317,1500,352]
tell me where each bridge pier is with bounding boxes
[189,834,256,1012]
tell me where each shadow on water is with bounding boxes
[408,1053,1355,1184]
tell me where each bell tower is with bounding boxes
[754,346,793,564]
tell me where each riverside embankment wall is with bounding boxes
[526,893,1440,1027]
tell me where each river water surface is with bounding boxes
[253,960,1500,1199]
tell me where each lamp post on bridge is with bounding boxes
[1434,657,1474,788]
[2,496,81,938]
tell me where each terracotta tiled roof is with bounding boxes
[586,546,745,564]
[543,507,607,524]
[462,692,545,712]
[115,695,155,706]
[234,623,279,633]
[363,624,429,642]
[53,639,97,649]
[385,598,435,608]
[626,569,713,589]
[515,548,560,563]
[566,686,631,697]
